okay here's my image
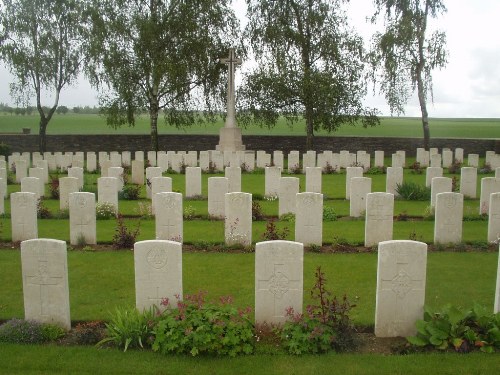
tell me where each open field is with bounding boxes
[1,113,499,138]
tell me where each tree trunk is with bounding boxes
[149,106,159,152]
[305,105,314,150]
[416,75,430,151]
[38,118,48,153]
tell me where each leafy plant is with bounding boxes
[365,166,386,175]
[447,160,462,174]
[323,206,338,221]
[409,161,424,174]
[98,307,158,352]
[261,219,289,241]
[112,214,140,249]
[0,142,10,158]
[0,319,58,344]
[96,202,117,219]
[70,321,106,345]
[119,185,141,200]
[49,175,60,199]
[280,213,296,222]
[407,304,500,353]
[152,292,254,357]
[252,201,264,221]
[280,266,357,354]
[396,182,430,201]
[37,198,52,219]
[183,205,196,220]
[322,162,337,174]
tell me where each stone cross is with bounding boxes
[220,48,242,129]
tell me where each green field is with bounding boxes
[1,113,499,138]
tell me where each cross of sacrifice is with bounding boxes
[220,48,242,129]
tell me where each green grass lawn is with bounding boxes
[1,113,499,138]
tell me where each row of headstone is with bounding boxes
[19,237,500,336]
[9,149,498,175]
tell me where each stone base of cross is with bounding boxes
[216,127,246,152]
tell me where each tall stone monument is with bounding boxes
[216,48,245,152]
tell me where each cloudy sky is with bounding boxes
[1,0,499,118]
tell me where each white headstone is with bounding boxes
[147,151,157,167]
[357,152,371,171]
[243,152,255,172]
[468,154,479,168]
[287,151,300,173]
[345,166,363,200]
[255,240,303,326]
[496,167,500,179]
[350,177,371,217]
[0,168,6,199]
[185,167,202,198]
[15,159,28,183]
[279,177,300,216]
[212,151,224,172]
[365,193,394,247]
[273,151,284,169]
[375,240,427,337]
[97,177,118,213]
[460,167,477,198]
[455,148,464,164]
[69,192,96,245]
[11,192,38,242]
[134,240,183,313]
[425,167,443,187]
[68,167,84,190]
[131,160,144,185]
[122,151,131,167]
[21,177,43,201]
[305,167,322,193]
[34,161,49,184]
[434,192,463,244]
[0,179,4,214]
[430,177,452,208]
[145,167,162,199]
[199,151,210,172]
[21,238,71,330]
[86,152,97,172]
[151,177,172,215]
[59,177,79,210]
[302,152,316,173]
[225,166,242,193]
[155,192,183,242]
[135,151,144,162]
[339,150,350,169]
[488,193,500,243]
[208,177,228,219]
[480,178,500,215]
[107,167,124,192]
[170,154,184,173]
[110,152,122,167]
[295,193,323,246]
[157,153,169,173]
[265,166,281,197]
[442,150,453,168]
[386,167,403,197]
[391,153,404,168]
[225,192,252,247]
[374,151,384,168]
[430,153,442,168]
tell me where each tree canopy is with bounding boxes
[370,0,448,150]
[87,0,240,151]
[239,0,379,149]
[0,0,88,152]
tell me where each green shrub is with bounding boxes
[41,324,65,341]
[261,219,289,241]
[323,206,338,221]
[396,182,431,201]
[365,166,386,175]
[119,185,141,200]
[70,321,106,345]
[0,319,45,344]
[152,292,254,357]
[183,205,196,220]
[280,213,296,222]
[0,142,10,157]
[98,307,158,352]
[409,161,424,174]
[37,198,52,219]
[407,304,500,353]
[96,202,117,219]
[112,214,140,249]
[280,266,357,354]
[252,201,265,221]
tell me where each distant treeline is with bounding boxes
[0,103,101,115]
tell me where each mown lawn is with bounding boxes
[1,113,499,138]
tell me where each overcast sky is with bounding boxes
[1,0,499,118]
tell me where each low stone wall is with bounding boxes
[1,134,499,155]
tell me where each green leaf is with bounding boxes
[407,335,428,347]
